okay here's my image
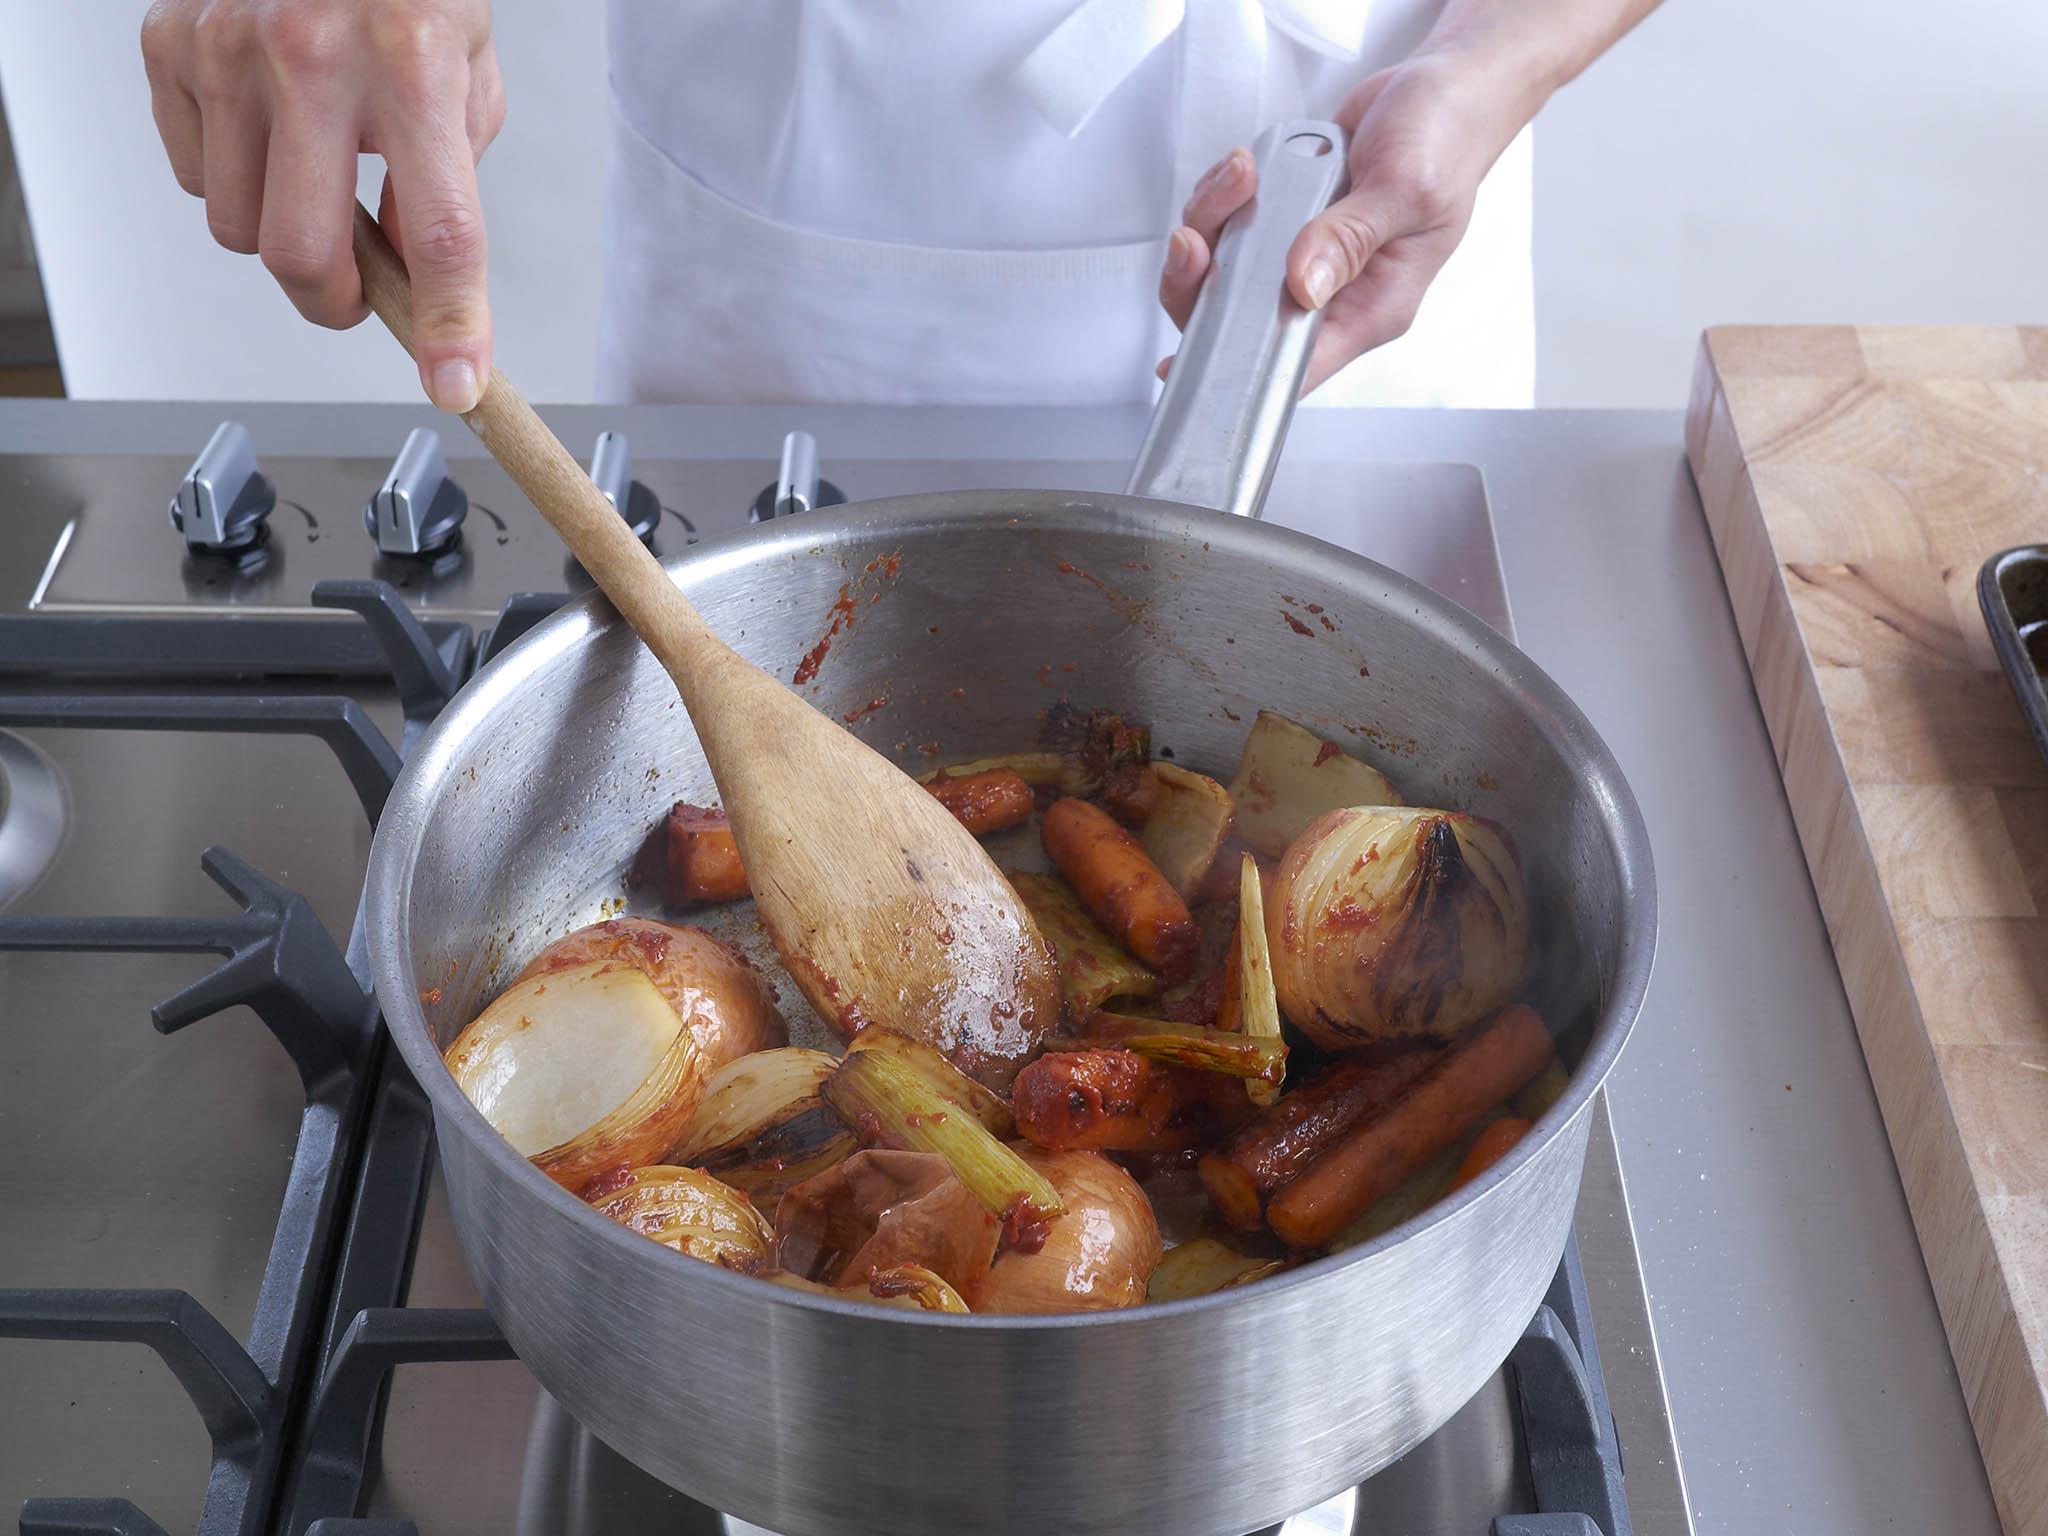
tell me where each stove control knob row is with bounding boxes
[365,427,467,559]
[170,420,275,555]
[589,431,660,543]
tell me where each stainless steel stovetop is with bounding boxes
[0,416,1689,1536]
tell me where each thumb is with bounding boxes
[1285,190,1387,313]
[380,112,492,413]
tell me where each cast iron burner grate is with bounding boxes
[0,582,1631,1536]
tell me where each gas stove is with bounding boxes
[0,413,1690,1536]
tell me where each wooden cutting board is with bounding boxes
[1686,325,2048,1536]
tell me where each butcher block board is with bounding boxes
[1686,325,2048,1536]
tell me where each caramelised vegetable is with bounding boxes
[1227,710,1403,858]
[1229,852,1285,1106]
[767,1263,971,1313]
[844,1026,1015,1138]
[1147,1238,1286,1302]
[631,804,751,907]
[1267,807,1527,1049]
[1329,1138,1466,1251]
[1452,1116,1533,1191]
[445,959,709,1196]
[974,1148,1162,1314]
[515,917,785,1074]
[924,767,1036,835]
[1197,1049,1441,1230]
[587,1164,774,1271]
[1008,870,1159,1015]
[774,1149,1000,1300]
[822,1046,1063,1242]
[669,1047,856,1206]
[1042,797,1200,981]
[1265,1004,1555,1250]
[1013,1046,1251,1154]
[1064,1013,1285,1091]
[1140,763,1236,899]
[917,751,1084,795]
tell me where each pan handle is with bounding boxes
[1125,120,1349,519]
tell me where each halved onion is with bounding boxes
[971,1148,1161,1314]
[587,1164,775,1271]
[514,917,785,1074]
[765,1264,972,1313]
[1141,763,1236,900]
[1267,806,1527,1048]
[1227,710,1403,858]
[444,959,708,1194]
[668,1046,858,1206]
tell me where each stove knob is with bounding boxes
[169,420,275,554]
[750,430,846,523]
[589,431,660,543]
[364,427,467,558]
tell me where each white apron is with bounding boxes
[595,0,1533,409]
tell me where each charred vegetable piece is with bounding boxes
[1042,797,1200,981]
[1147,1238,1286,1302]
[631,803,752,907]
[587,1165,775,1272]
[1064,1012,1285,1090]
[774,1149,999,1299]
[1069,708,1151,789]
[1197,1048,1442,1231]
[514,917,785,1075]
[1230,853,1285,1106]
[843,1025,1016,1138]
[1007,871,1159,1015]
[822,1048,1064,1242]
[923,767,1036,835]
[917,751,1085,794]
[1141,764,1235,900]
[445,960,709,1197]
[1013,1046,1251,1155]
[973,1148,1161,1313]
[1266,1004,1555,1250]
[669,1047,857,1206]
[1267,806,1527,1049]
[1227,710,1403,858]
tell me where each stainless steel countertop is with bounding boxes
[0,399,2002,1534]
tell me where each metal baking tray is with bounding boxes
[1980,544,2048,762]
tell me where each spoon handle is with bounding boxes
[349,203,718,683]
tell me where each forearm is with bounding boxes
[1413,0,1665,129]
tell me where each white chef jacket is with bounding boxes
[595,0,1532,409]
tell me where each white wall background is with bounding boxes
[3,1,2044,409]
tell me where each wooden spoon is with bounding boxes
[349,206,1059,1087]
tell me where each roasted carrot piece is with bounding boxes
[1196,1049,1440,1230]
[1012,1047,1247,1154]
[631,803,750,907]
[925,767,1034,835]
[1451,1115,1533,1191]
[1265,1004,1554,1250]
[1040,797,1199,980]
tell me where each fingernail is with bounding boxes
[1195,150,1242,198]
[431,358,481,413]
[1165,229,1192,276]
[1303,259,1336,310]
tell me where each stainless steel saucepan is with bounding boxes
[366,122,1655,1536]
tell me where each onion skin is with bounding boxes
[515,917,786,1074]
[972,1148,1162,1314]
[1267,807,1527,1049]
[588,1164,775,1272]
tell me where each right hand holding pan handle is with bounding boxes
[140,0,503,411]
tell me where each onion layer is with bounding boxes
[444,959,709,1195]
[1267,806,1527,1048]
[972,1148,1161,1314]
[588,1164,775,1271]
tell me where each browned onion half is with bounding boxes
[972,1147,1162,1314]
[587,1164,774,1271]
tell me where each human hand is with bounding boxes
[1158,51,1529,392]
[141,0,503,410]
